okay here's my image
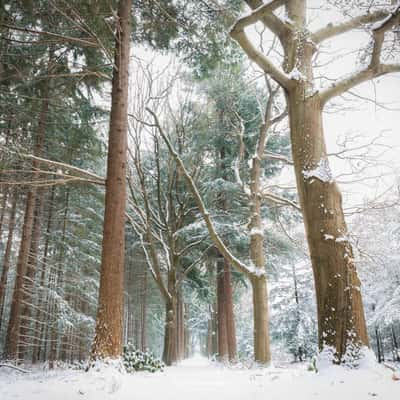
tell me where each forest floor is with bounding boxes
[1,355,399,400]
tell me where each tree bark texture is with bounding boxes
[207,304,218,358]
[19,187,46,360]
[223,259,237,362]
[251,275,270,364]
[217,258,228,361]
[32,186,55,363]
[0,189,9,241]
[285,1,369,359]
[184,303,190,358]
[0,190,19,329]
[176,290,185,360]
[162,296,177,366]
[91,0,131,360]
[140,268,147,351]
[249,141,271,364]
[231,0,371,363]
[216,144,238,363]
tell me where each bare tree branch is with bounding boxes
[16,153,105,184]
[261,190,301,211]
[311,9,391,44]
[234,0,287,32]
[244,0,289,39]
[320,5,400,105]
[320,63,400,105]
[263,150,293,165]
[0,23,100,48]
[146,107,258,278]
[230,17,293,89]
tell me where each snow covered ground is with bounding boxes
[1,355,399,400]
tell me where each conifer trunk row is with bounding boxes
[4,89,49,360]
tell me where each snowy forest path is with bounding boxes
[0,356,399,400]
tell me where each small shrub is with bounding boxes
[123,343,164,373]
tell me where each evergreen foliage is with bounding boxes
[123,342,164,373]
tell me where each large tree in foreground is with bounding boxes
[231,0,400,362]
[91,0,131,359]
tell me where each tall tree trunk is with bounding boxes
[0,189,9,241]
[176,293,182,360]
[140,268,147,351]
[134,304,140,349]
[216,144,238,362]
[184,303,190,358]
[0,119,12,238]
[127,303,134,345]
[59,320,70,362]
[46,189,69,366]
[292,264,303,361]
[48,308,59,369]
[249,143,271,364]
[0,189,19,329]
[251,275,270,364]
[206,261,218,358]
[4,90,49,360]
[223,259,237,362]
[176,289,185,360]
[48,218,68,368]
[207,304,218,358]
[288,91,368,361]
[91,0,131,360]
[125,259,135,345]
[4,190,37,360]
[162,295,177,365]
[378,328,385,362]
[163,254,179,366]
[79,297,89,361]
[19,187,46,360]
[216,258,228,361]
[47,269,61,368]
[392,325,400,362]
[285,1,369,362]
[32,186,55,363]
[59,291,72,362]
[375,326,382,363]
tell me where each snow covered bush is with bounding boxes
[123,343,164,373]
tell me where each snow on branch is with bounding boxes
[320,64,400,105]
[146,107,262,280]
[311,9,391,43]
[232,0,288,34]
[319,5,400,105]
[371,3,400,32]
[232,112,249,195]
[369,4,400,67]
[264,150,293,165]
[0,22,100,48]
[230,29,293,89]
[230,2,293,89]
[261,190,301,211]
[17,153,105,185]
